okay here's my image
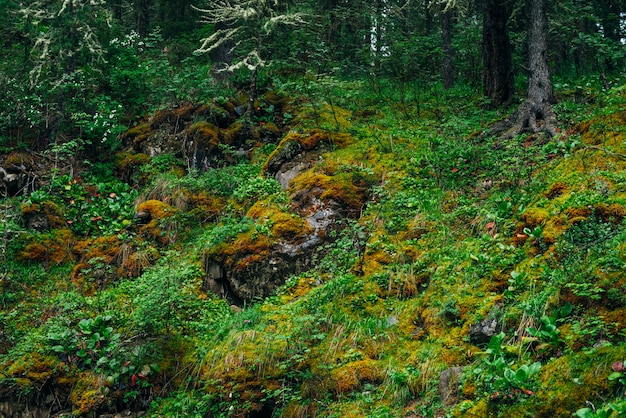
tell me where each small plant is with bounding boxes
[575,363,626,417]
[525,302,572,356]
[575,400,626,418]
[469,332,541,403]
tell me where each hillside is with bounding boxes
[1,76,626,417]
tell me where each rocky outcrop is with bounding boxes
[203,130,371,304]
[120,95,287,171]
[0,165,34,197]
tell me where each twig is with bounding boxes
[582,145,626,160]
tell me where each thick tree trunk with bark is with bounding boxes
[136,0,152,37]
[514,0,557,135]
[442,8,454,90]
[482,0,514,108]
[487,0,558,139]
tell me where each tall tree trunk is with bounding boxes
[516,0,556,135]
[482,0,514,107]
[441,8,454,90]
[111,0,122,20]
[486,0,558,138]
[136,0,152,37]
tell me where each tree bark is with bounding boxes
[482,0,514,107]
[441,8,454,90]
[515,0,557,135]
[135,0,152,37]
[485,0,558,139]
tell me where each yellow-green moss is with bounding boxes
[6,353,58,383]
[121,123,151,143]
[247,200,313,241]
[4,152,31,166]
[115,151,150,171]
[330,359,383,394]
[188,121,220,144]
[18,229,74,264]
[222,121,244,144]
[290,169,366,210]
[69,372,106,413]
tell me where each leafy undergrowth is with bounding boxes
[2,78,626,417]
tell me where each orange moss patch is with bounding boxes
[594,202,626,223]
[71,235,123,293]
[330,359,383,394]
[73,235,121,261]
[188,192,225,223]
[545,182,567,199]
[136,199,176,220]
[134,200,178,244]
[118,244,160,278]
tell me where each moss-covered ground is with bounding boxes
[2,78,626,417]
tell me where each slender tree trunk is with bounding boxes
[441,8,454,90]
[482,0,514,107]
[136,0,152,37]
[111,0,122,20]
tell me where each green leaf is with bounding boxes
[515,367,529,382]
[528,362,541,375]
[560,302,573,317]
[487,332,505,352]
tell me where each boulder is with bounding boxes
[438,366,463,407]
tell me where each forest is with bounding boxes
[1,0,626,416]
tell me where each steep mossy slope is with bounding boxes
[1,81,626,417]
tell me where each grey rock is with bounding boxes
[469,317,499,346]
[438,366,463,407]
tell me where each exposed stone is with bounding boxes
[386,315,399,328]
[24,212,49,232]
[0,402,51,418]
[469,317,499,346]
[275,162,310,190]
[438,366,463,407]
[0,166,31,197]
[264,139,302,174]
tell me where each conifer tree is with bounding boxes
[194,0,306,115]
